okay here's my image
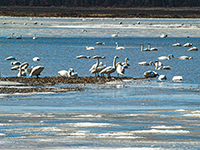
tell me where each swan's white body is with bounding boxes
[29,65,44,77]
[143,70,158,78]
[89,56,106,76]
[5,56,16,60]
[172,43,181,47]
[116,62,125,76]
[138,61,154,66]
[11,61,21,65]
[95,42,105,45]
[148,43,157,51]
[33,34,37,39]
[183,43,192,47]
[179,56,193,60]
[188,47,198,51]
[172,76,183,82]
[111,32,119,37]
[115,42,125,50]
[33,57,40,61]
[68,68,78,77]
[86,46,95,50]
[7,33,14,39]
[100,56,118,77]
[76,55,90,59]
[160,34,167,38]
[122,58,130,68]
[158,54,174,60]
[58,70,68,76]
[158,75,167,81]
[155,61,171,70]
[141,44,150,51]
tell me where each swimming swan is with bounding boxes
[158,75,167,81]
[172,43,181,47]
[141,43,150,51]
[68,68,78,77]
[178,56,193,60]
[86,46,95,50]
[143,70,158,78]
[16,35,22,39]
[172,76,183,82]
[148,43,157,51]
[155,60,171,70]
[76,55,90,59]
[158,54,174,60]
[58,70,68,76]
[188,47,198,51]
[111,32,119,37]
[6,33,14,39]
[122,58,130,68]
[183,43,192,47]
[100,56,119,77]
[138,61,154,66]
[115,42,125,50]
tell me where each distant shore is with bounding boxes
[1,6,200,18]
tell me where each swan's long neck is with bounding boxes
[168,55,171,60]
[148,43,151,49]
[96,58,100,68]
[116,43,119,48]
[155,62,159,70]
[141,44,143,51]
[125,58,128,66]
[113,57,117,69]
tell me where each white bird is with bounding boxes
[111,32,119,37]
[29,65,44,78]
[58,70,68,76]
[10,65,20,71]
[95,42,105,45]
[100,56,119,77]
[179,56,193,60]
[188,47,198,51]
[33,34,37,40]
[11,61,21,65]
[172,43,181,47]
[76,55,90,59]
[138,61,155,66]
[33,57,40,61]
[5,56,16,60]
[143,70,158,78]
[86,46,95,50]
[6,33,14,39]
[68,68,78,77]
[16,35,22,39]
[158,75,167,81]
[158,54,174,60]
[122,58,130,68]
[141,43,150,51]
[17,62,29,77]
[183,43,192,47]
[155,61,171,70]
[148,43,157,51]
[116,62,125,76]
[172,76,183,82]
[160,34,167,38]
[89,56,106,76]
[115,42,125,50]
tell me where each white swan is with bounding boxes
[115,42,125,50]
[86,46,95,50]
[188,47,198,51]
[160,34,167,38]
[158,54,174,60]
[179,56,193,60]
[29,65,44,78]
[100,56,119,77]
[148,43,157,51]
[95,42,105,45]
[143,70,158,78]
[17,63,27,77]
[33,57,40,61]
[76,55,90,59]
[5,56,17,60]
[11,61,21,65]
[89,56,106,76]
[158,75,167,81]
[58,70,68,76]
[172,43,181,47]
[122,58,130,68]
[183,43,192,47]
[68,68,78,77]
[6,33,14,39]
[141,43,150,51]
[111,32,119,37]
[155,61,171,70]
[16,35,22,39]
[172,76,183,82]
[33,34,37,40]
[138,61,154,66]
[116,62,125,76]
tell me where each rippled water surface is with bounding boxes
[0,17,200,150]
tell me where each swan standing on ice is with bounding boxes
[143,70,158,78]
[158,54,174,60]
[116,62,125,76]
[115,42,125,50]
[148,43,157,51]
[29,65,44,78]
[89,56,106,76]
[111,32,119,37]
[141,44,150,51]
[179,56,193,60]
[86,46,95,50]
[188,47,198,51]
[100,56,119,77]
[6,33,14,39]
[76,55,90,59]
[58,70,68,76]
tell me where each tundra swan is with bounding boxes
[158,75,167,81]
[122,58,130,68]
[115,42,125,50]
[116,62,125,76]
[89,56,106,76]
[16,35,22,39]
[100,56,119,77]
[183,43,192,47]
[11,61,21,65]
[29,65,44,78]
[33,57,40,61]
[141,43,150,51]
[155,61,171,70]
[158,54,174,60]
[143,70,158,78]
[5,56,16,60]
[172,43,181,47]
[68,68,78,77]
[148,43,157,51]
[6,33,14,39]
[95,42,105,45]
[58,70,68,76]
[17,63,27,77]
[138,61,154,66]
[76,55,90,59]
[160,34,167,38]
[86,46,95,50]
[179,56,193,60]
[111,32,119,37]
[188,47,198,51]
[33,34,36,39]
[172,76,183,82]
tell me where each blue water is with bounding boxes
[0,17,200,150]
